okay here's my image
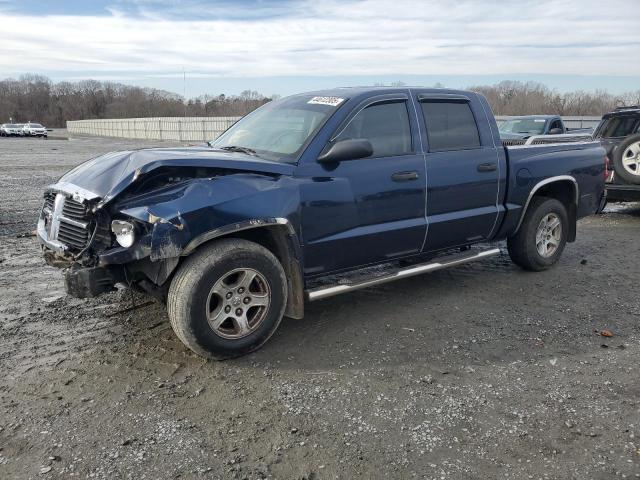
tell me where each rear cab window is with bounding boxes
[334,100,412,157]
[420,100,481,151]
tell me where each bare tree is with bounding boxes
[1,74,635,127]
[0,75,272,127]
[468,80,621,116]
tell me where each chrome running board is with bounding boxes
[305,247,501,301]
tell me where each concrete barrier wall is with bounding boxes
[68,115,603,142]
[66,117,242,142]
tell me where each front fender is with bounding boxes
[107,173,302,263]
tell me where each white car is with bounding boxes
[0,123,24,137]
[23,122,48,138]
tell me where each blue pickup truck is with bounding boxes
[38,87,606,359]
[499,114,595,141]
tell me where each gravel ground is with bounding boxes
[0,134,639,480]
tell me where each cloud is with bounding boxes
[0,0,638,80]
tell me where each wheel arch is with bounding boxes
[514,176,579,242]
[181,218,305,319]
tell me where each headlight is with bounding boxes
[111,220,136,248]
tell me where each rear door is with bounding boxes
[418,94,502,252]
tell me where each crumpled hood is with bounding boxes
[57,146,295,203]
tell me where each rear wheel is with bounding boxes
[612,134,640,185]
[508,197,569,271]
[167,239,287,359]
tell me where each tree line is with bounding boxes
[469,81,640,117]
[1,75,639,128]
[0,74,272,127]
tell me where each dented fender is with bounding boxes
[109,173,302,264]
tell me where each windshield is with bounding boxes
[210,94,346,162]
[499,118,546,135]
[29,123,43,128]
[595,116,640,138]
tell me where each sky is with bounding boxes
[0,0,639,98]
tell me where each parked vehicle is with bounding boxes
[37,87,606,359]
[499,115,592,141]
[1,123,24,137]
[23,122,48,138]
[593,106,640,202]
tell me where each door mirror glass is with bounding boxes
[317,138,373,163]
[548,128,563,135]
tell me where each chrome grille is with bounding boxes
[41,192,92,252]
[62,198,88,221]
[58,222,90,249]
[44,191,56,211]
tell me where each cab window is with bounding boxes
[421,100,481,151]
[335,100,412,157]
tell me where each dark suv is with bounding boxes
[594,106,640,202]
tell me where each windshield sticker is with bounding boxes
[308,96,345,107]
[534,119,545,122]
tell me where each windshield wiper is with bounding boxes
[218,145,259,156]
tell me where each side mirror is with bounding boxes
[318,139,373,163]
[548,128,563,135]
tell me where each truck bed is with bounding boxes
[495,140,606,239]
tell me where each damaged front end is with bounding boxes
[38,182,121,298]
[38,154,297,300]
[37,175,201,299]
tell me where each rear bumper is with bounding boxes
[606,184,640,202]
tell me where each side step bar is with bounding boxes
[305,247,501,301]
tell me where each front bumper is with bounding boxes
[37,216,68,253]
[64,265,119,298]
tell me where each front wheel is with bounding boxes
[507,197,569,271]
[167,239,287,360]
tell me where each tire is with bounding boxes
[507,197,569,271]
[612,133,640,185]
[167,239,287,360]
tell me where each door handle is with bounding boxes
[477,162,497,172]
[391,171,419,182]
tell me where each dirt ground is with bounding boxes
[0,134,639,480]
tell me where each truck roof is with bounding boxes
[602,106,640,118]
[289,86,479,102]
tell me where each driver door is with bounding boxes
[298,96,427,276]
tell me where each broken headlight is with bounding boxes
[111,220,136,248]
